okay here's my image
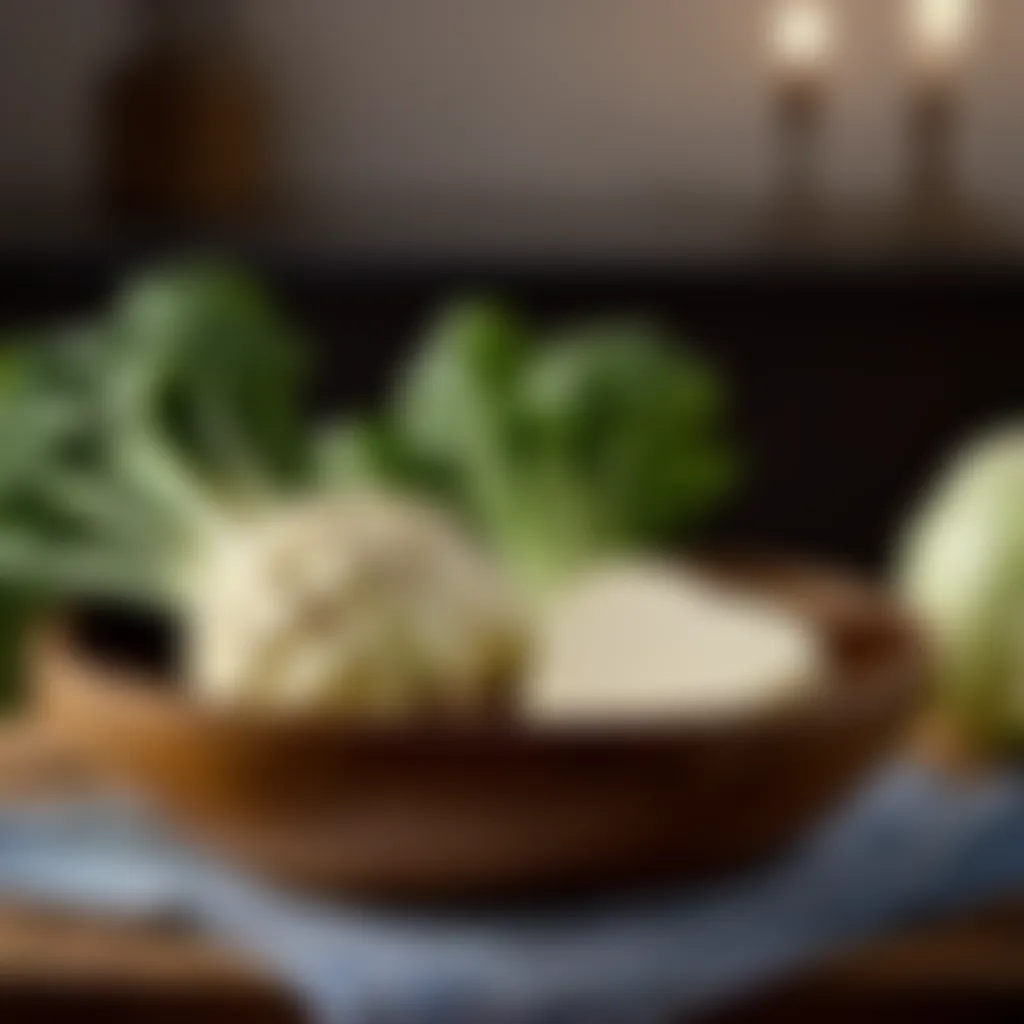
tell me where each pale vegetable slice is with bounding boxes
[525,562,823,725]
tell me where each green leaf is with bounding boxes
[111,262,309,492]
[314,418,412,489]
[389,304,739,594]
[396,298,527,467]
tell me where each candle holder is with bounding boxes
[899,82,1004,251]
[766,2,834,248]
[905,78,962,232]
[898,0,1003,249]
[773,75,829,242]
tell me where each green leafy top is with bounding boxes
[0,262,309,608]
[320,300,738,594]
[0,276,737,665]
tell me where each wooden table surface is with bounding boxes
[2,726,1024,1023]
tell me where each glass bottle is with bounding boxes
[100,0,269,225]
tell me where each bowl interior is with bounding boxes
[63,552,920,733]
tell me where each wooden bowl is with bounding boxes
[33,556,925,902]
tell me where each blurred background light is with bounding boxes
[910,0,974,73]
[771,0,835,79]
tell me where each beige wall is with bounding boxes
[1,0,1022,221]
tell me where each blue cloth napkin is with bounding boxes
[3,759,1024,1024]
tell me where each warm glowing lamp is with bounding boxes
[910,0,973,82]
[772,0,833,85]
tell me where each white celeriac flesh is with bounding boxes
[526,562,823,724]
